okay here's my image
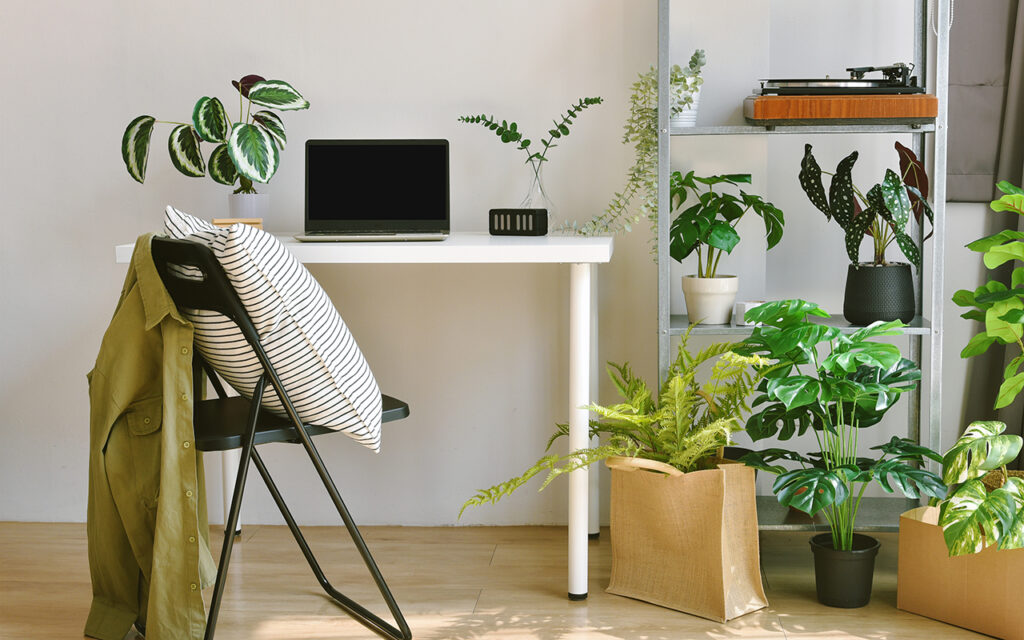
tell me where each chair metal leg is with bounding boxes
[250,446,412,640]
[203,375,266,640]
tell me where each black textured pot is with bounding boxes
[843,263,915,325]
[809,533,880,608]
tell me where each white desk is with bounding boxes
[117,231,614,599]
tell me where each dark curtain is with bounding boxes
[959,0,1024,465]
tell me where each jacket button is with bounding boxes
[190,583,197,591]
[143,417,151,424]
[189,536,196,543]
[186,490,193,498]
[181,346,189,355]
[180,393,188,401]
[183,441,191,449]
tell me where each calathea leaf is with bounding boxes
[253,111,287,148]
[207,144,238,186]
[799,144,831,219]
[227,123,279,184]
[248,80,309,110]
[773,468,849,515]
[231,74,265,98]
[828,150,859,230]
[192,97,229,143]
[942,421,1022,484]
[167,125,206,177]
[122,115,156,183]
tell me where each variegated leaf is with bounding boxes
[942,421,1022,484]
[247,80,309,111]
[253,110,286,148]
[207,143,238,186]
[879,169,913,231]
[227,123,279,184]
[939,478,1014,555]
[122,115,156,183]
[192,96,229,143]
[167,125,206,177]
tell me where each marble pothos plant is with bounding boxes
[121,74,309,194]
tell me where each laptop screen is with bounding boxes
[305,139,449,233]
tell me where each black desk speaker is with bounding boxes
[489,209,548,236]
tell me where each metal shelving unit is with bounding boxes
[655,0,950,532]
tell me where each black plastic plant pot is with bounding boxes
[809,533,880,608]
[843,263,915,325]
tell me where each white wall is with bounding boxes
[0,0,994,525]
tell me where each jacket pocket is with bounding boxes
[125,397,162,436]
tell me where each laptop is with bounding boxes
[295,139,450,242]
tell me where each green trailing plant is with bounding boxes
[799,142,934,268]
[122,74,309,194]
[457,97,603,167]
[936,421,1024,556]
[459,329,768,516]
[736,299,945,551]
[668,170,785,277]
[570,49,706,236]
[953,182,1024,409]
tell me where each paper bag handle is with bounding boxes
[605,456,684,477]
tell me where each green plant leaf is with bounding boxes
[939,478,1018,555]
[739,448,813,474]
[985,296,1023,343]
[207,143,238,186]
[967,229,1024,253]
[744,401,824,441]
[997,181,1024,196]
[975,285,1024,304]
[983,238,1024,269]
[996,373,1024,409]
[879,168,913,231]
[991,193,1024,216]
[895,140,931,227]
[961,332,997,358]
[952,288,978,307]
[192,96,229,143]
[870,435,943,463]
[942,421,1023,484]
[253,110,286,149]
[828,150,859,230]
[121,115,156,183]
[774,468,849,515]
[167,125,206,177]
[872,459,946,499]
[706,221,740,253]
[743,299,830,327]
[694,173,751,186]
[767,375,821,409]
[799,144,831,219]
[752,199,786,251]
[227,123,279,184]
[247,80,309,110]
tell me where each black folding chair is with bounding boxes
[151,237,412,640]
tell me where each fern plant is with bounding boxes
[459,329,768,516]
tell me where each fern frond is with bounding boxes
[459,454,559,518]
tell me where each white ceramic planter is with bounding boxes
[682,275,738,325]
[671,88,701,128]
[228,192,269,220]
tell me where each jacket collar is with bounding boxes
[131,233,188,331]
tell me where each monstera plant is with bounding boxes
[799,142,934,325]
[121,74,309,194]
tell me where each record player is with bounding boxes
[743,63,937,126]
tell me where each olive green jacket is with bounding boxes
[85,234,216,640]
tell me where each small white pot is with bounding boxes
[671,88,701,128]
[228,192,269,220]
[682,275,739,325]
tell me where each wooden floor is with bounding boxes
[0,522,985,640]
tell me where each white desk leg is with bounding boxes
[221,449,243,535]
[589,267,600,539]
[568,262,591,600]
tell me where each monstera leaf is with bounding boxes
[773,467,850,515]
[871,459,945,500]
[939,477,1023,555]
[942,421,1022,485]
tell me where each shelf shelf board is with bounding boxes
[669,313,931,336]
[671,123,936,136]
[757,496,920,532]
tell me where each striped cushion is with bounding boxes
[163,206,383,451]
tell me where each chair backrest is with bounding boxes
[150,237,262,348]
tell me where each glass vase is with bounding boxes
[520,159,558,233]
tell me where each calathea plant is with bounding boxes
[936,420,1024,556]
[953,182,1024,408]
[122,74,309,194]
[669,170,784,277]
[459,328,768,516]
[736,300,945,551]
[799,142,934,267]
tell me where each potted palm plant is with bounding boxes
[669,171,785,324]
[460,330,771,621]
[121,74,309,220]
[736,299,945,608]
[798,142,934,325]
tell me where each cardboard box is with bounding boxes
[897,506,1024,640]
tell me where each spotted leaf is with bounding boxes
[227,123,278,184]
[828,151,859,231]
[192,96,229,143]
[167,125,206,177]
[799,144,831,220]
[121,115,155,183]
